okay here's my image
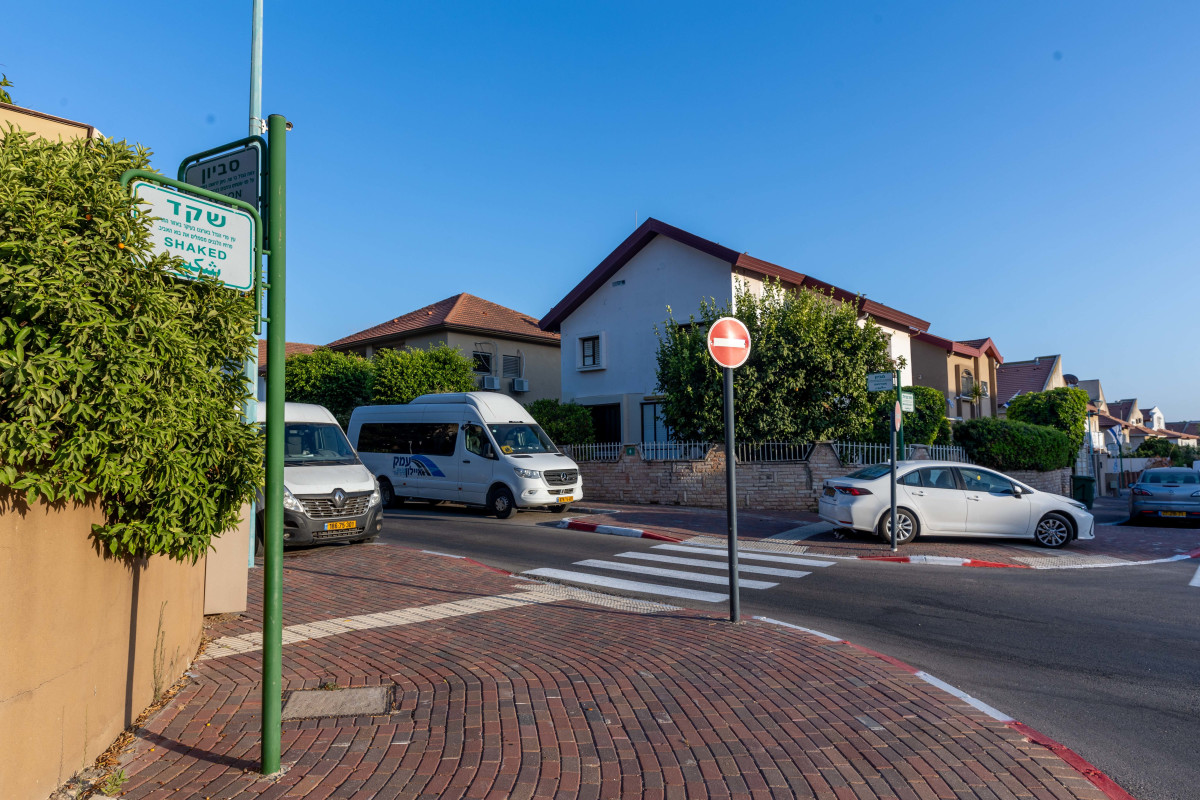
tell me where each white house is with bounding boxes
[539,218,931,444]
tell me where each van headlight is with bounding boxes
[513,467,542,480]
[368,485,381,508]
[283,487,305,513]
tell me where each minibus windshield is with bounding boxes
[487,423,558,455]
[283,423,360,466]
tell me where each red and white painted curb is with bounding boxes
[755,616,1138,800]
[557,518,684,542]
[858,554,1032,569]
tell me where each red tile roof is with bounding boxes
[539,218,931,334]
[257,340,320,370]
[1106,400,1137,422]
[996,355,1060,404]
[912,332,1004,364]
[327,293,560,349]
[1166,421,1200,437]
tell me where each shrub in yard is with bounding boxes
[1006,387,1089,453]
[860,385,948,445]
[370,345,477,406]
[0,131,261,561]
[952,417,1074,472]
[525,399,595,445]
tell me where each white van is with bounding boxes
[256,403,382,552]
[347,392,583,518]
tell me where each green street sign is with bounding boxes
[901,391,915,412]
[133,180,256,291]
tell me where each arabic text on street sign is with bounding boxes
[867,372,895,392]
[184,145,260,206]
[133,180,255,291]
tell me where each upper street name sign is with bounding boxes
[133,180,255,291]
[184,145,260,206]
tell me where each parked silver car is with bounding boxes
[818,461,1095,548]
[1129,468,1200,523]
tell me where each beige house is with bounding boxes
[910,333,1003,420]
[327,293,561,403]
[0,101,103,142]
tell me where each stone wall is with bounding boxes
[578,444,1072,512]
[0,498,206,800]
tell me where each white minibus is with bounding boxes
[347,392,583,518]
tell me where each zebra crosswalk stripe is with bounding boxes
[653,543,837,568]
[522,568,728,603]
[614,551,811,578]
[571,559,779,589]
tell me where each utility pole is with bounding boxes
[245,0,264,569]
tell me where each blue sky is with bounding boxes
[8,2,1199,417]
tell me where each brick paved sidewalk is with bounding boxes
[573,503,1200,568]
[109,544,1118,799]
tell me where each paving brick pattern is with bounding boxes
[111,546,1113,799]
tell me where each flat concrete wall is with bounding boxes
[0,498,205,800]
[577,444,1072,512]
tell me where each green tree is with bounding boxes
[526,399,595,445]
[0,131,261,561]
[655,280,894,441]
[371,345,477,405]
[284,348,374,427]
[1006,387,1089,453]
[861,385,949,445]
[0,74,13,105]
[1134,437,1174,458]
[953,417,1074,471]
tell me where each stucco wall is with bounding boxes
[577,445,1071,512]
[0,499,205,800]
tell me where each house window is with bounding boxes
[581,336,600,367]
[641,403,671,443]
[472,351,492,374]
[502,354,521,378]
[961,369,974,397]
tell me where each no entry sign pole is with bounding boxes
[890,400,900,553]
[707,317,751,623]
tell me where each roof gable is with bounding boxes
[996,355,1060,404]
[328,293,560,349]
[539,218,930,334]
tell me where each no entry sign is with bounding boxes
[707,317,752,369]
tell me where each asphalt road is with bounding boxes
[376,504,1200,800]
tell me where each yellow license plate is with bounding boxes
[1160,511,1186,518]
[324,520,357,531]
[556,496,574,504]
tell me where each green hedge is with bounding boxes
[525,399,595,445]
[0,131,261,561]
[1006,387,1089,453]
[862,385,950,445]
[952,417,1074,471]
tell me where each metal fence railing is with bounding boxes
[912,443,969,463]
[638,441,714,461]
[833,441,892,465]
[560,442,623,462]
[734,441,814,463]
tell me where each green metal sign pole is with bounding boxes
[895,370,905,457]
[261,113,288,775]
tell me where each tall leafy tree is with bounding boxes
[283,349,374,427]
[655,280,894,441]
[370,345,477,405]
[1006,387,1089,453]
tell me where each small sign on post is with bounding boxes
[707,317,751,624]
[901,391,915,413]
[184,144,261,206]
[868,371,896,392]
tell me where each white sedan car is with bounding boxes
[818,461,1094,548]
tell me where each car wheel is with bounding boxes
[488,486,516,519]
[378,478,399,509]
[878,508,919,545]
[1034,513,1073,548]
[549,504,569,514]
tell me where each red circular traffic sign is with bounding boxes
[707,317,752,369]
[894,401,903,432]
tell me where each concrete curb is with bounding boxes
[858,555,1032,569]
[556,518,684,542]
[754,616,1138,800]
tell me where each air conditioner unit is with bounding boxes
[511,378,530,393]
[481,376,501,390]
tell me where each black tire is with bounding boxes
[378,478,399,509]
[549,504,569,514]
[488,486,516,519]
[877,508,919,545]
[1034,513,1073,548]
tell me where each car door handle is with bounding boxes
[967,495,980,501]
[910,490,926,496]
[462,460,471,464]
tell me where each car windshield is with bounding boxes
[846,465,891,480]
[1144,471,1199,484]
[283,422,359,466]
[487,423,558,454]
